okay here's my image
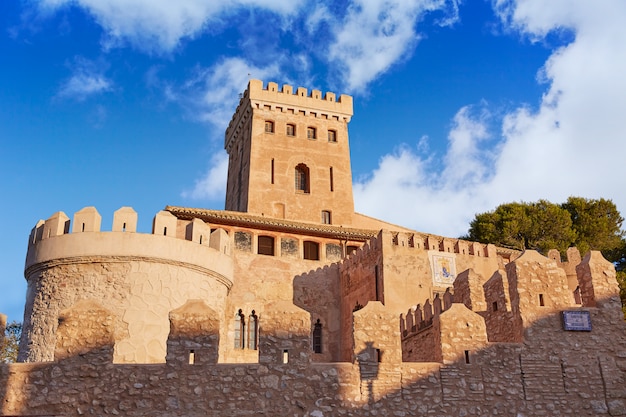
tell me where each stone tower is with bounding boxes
[224,79,355,225]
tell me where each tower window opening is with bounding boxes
[303,241,320,260]
[189,350,195,364]
[539,294,545,306]
[464,350,470,364]
[321,210,331,225]
[265,120,274,133]
[328,129,337,142]
[329,167,334,192]
[271,159,275,184]
[313,319,322,353]
[295,164,310,193]
[307,127,316,140]
[286,124,295,136]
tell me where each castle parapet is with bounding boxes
[225,79,353,150]
[382,230,496,259]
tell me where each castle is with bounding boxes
[1,79,626,416]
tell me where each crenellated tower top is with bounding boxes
[224,79,356,226]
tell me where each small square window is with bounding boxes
[286,124,295,136]
[265,121,274,133]
[328,130,337,142]
[307,127,316,140]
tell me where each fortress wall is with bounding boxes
[4,296,626,416]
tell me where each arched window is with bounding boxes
[265,120,274,133]
[295,164,310,193]
[303,240,319,260]
[234,309,246,349]
[248,311,258,350]
[258,235,275,256]
[313,319,322,353]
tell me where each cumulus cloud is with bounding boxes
[57,57,112,100]
[181,57,280,130]
[328,0,461,92]
[36,0,301,52]
[355,0,626,237]
[182,151,229,201]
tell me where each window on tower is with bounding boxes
[265,120,274,133]
[321,210,331,224]
[286,124,295,136]
[307,127,316,140]
[295,164,310,193]
[328,129,337,142]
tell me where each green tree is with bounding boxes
[562,197,624,259]
[465,197,623,258]
[465,200,575,253]
[1,321,21,363]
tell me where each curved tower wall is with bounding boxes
[21,207,233,364]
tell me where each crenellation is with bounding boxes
[112,206,137,232]
[42,211,70,240]
[71,206,101,233]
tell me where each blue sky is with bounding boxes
[1,0,625,323]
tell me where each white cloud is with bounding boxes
[355,0,626,237]
[182,151,229,201]
[37,0,302,53]
[183,57,280,130]
[328,0,461,92]
[57,57,112,100]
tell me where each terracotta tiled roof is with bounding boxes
[165,206,378,241]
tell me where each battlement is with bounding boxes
[27,206,229,252]
[225,79,353,148]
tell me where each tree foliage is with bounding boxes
[465,197,624,260]
[1,321,21,363]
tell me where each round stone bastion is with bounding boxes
[21,211,233,364]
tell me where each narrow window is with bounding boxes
[122,222,126,232]
[81,223,85,232]
[307,127,316,140]
[492,301,498,312]
[188,350,195,365]
[248,311,258,350]
[258,235,275,256]
[163,227,167,235]
[375,265,380,301]
[271,159,275,184]
[329,167,334,192]
[295,164,310,193]
[464,350,470,364]
[539,294,545,306]
[286,124,295,136]
[265,120,274,133]
[375,349,382,362]
[321,210,331,225]
[313,319,322,353]
[234,309,246,349]
[328,129,337,142]
[199,235,203,244]
[282,350,289,363]
[303,241,320,260]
